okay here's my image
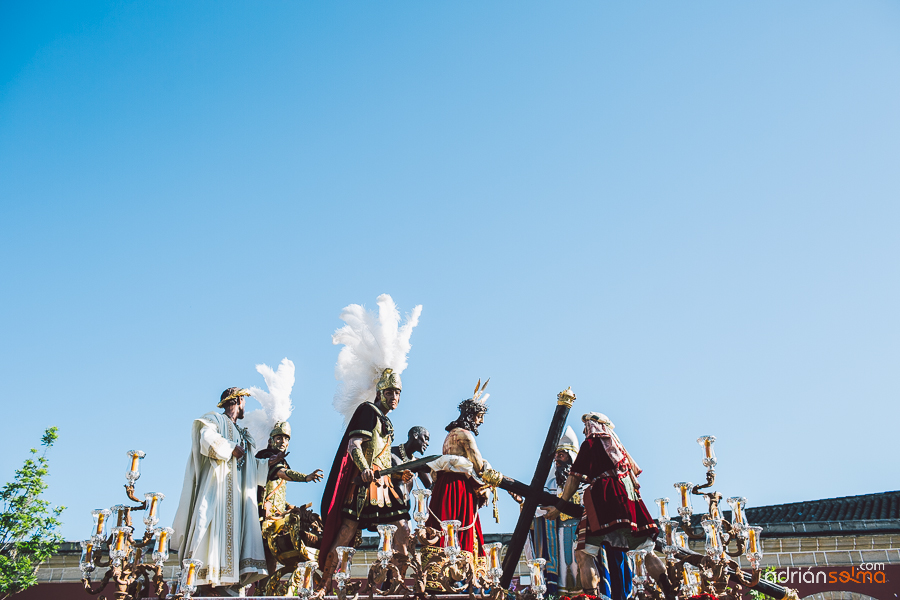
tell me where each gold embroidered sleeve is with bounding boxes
[283,469,307,482]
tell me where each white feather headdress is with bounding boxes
[244,358,295,446]
[332,294,422,424]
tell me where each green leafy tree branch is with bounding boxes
[0,427,65,599]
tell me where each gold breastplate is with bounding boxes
[363,420,393,470]
[264,479,287,515]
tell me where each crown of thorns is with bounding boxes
[457,398,489,415]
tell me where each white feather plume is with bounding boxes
[244,358,296,447]
[332,294,422,424]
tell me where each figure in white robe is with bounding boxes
[172,395,271,589]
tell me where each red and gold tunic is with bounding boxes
[319,401,409,567]
[571,437,657,545]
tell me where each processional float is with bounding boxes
[77,390,802,600]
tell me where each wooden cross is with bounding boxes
[497,387,579,589]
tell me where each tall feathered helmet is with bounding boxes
[242,358,296,449]
[332,294,422,425]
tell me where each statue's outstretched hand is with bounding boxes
[542,506,561,521]
[306,469,324,483]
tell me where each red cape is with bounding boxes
[318,427,360,568]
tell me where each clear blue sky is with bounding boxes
[2,2,898,541]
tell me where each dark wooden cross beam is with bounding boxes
[499,388,577,589]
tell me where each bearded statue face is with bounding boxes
[554,450,571,467]
[554,450,573,487]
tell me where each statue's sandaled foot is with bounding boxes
[318,551,338,595]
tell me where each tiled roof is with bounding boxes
[746,490,900,524]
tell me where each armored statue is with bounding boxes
[255,420,324,595]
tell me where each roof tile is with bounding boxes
[746,490,900,524]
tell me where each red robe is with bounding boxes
[425,471,485,557]
[571,437,657,540]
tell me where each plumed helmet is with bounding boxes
[269,421,291,439]
[376,368,402,392]
[217,387,250,408]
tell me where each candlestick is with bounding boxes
[727,496,748,536]
[654,497,670,521]
[110,504,127,527]
[91,508,111,542]
[152,526,173,565]
[701,519,724,560]
[674,483,691,508]
[745,525,764,569]
[334,546,356,590]
[673,482,693,522]
[441,519,462,562]
[126,450,146,485]
[79,539,96,575]
[109,525,132,566]
[411,488,431,528]
[526,558,547,600]
[484,542,503,585]
[747,526,759,553]
[697,436,716,469]
[627,550,649,598]
[144,492,165,528]
[376,523,396,566]
[661,520,678,559]
[681,564,700,597]
[181,557,203,598]
[296,561,316,600]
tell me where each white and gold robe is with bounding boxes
[171,412,269,587]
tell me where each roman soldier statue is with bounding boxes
[255,420,325,593]
[318,295,422,591]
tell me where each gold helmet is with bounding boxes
[217,387,250,408]
[376,368,402,393]
[269,421,291,439]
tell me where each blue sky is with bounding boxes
[1,1,899,541]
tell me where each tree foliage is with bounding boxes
[0,427,65,599]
